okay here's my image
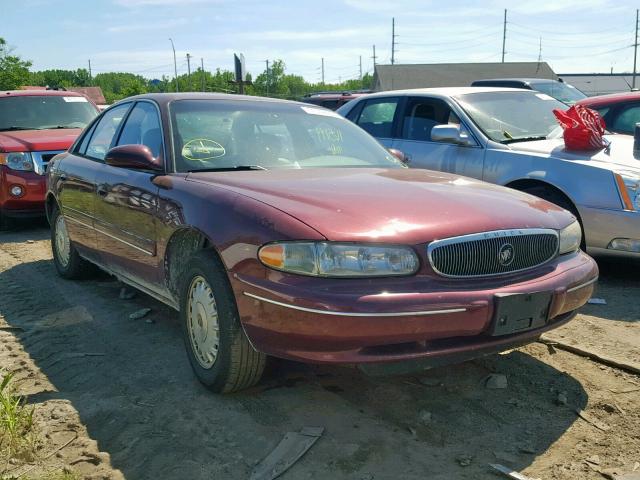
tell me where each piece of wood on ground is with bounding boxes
[587,297,607,305]
[539,337,640,376]
[489,463,539,480]
[250,426,324,480]
[574,408,610,432]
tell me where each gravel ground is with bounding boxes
[0,222,638,480]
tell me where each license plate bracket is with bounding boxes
[490,291,552,336]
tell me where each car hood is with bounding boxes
[0,129,82,152]
[187,168,573,243]
[509,134,640,170]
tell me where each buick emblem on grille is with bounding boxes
[498,243,515,266]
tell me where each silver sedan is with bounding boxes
[338,87,640,259]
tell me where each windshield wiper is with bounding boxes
[187,165,268,172]
[501,135,548,144]
[0,126,34,132]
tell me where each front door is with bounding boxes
[93,101,164,289]
[392,96,485,180]
[352,96,403,149]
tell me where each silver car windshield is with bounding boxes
[454,91,568,144]
[170,99,403,172]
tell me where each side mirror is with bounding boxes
[387,148,409,165]
[431,124,474,146]
[105,144,163,171]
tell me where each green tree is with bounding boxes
[0,38,32,90]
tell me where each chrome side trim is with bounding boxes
[243,292,467,317]
[93,226,155,256]
[566,276,598,293]
[64,214,93,230]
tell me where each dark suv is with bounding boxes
[301,91,371,110]
[470,78,586,105]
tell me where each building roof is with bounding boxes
[67,87,106,105]
[373,62,557,91]
[557,74,637,96]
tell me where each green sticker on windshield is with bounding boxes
[182,139,226,161]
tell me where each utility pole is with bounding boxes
[265,59,270,95]
[359,55,362,87]
[200,57,205,92]
[372,44,377,66]
[186,53,192,91]
[321,57,325,85]
[88,59,92,85]
[501,9,507,63]
[391,17,397,65]
[537,37,542,63]
[633,8,639,89]
[169,38,179,92]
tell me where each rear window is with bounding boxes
[0,95,98,132]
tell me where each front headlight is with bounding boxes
[258,242,420,277]
[614,171,640,211]
[0,152,34,172]
[558,220,582,254]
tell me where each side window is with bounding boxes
[611,105,640,134]
[355,97,399,138]
[117,102,163,160]
[345,100,364,122]
[85,103,131,161]
[400,98,454,141]
[76,121,98,155]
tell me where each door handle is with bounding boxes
[97,185,108,197]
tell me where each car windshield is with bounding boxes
[530,82,587,105]
[0,95,98,131]
[454,91,568,143]
[170,99,402,172]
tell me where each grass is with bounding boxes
[0,372,36,464]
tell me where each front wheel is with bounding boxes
[179,251,266,393]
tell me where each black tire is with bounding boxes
[0,212,12,231]
[50,206,95,279]
[521,185,586,250]
[179,250,266,393]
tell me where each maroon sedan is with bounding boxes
[46,93,598,393]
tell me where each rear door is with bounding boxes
[93,100,164,288]
[57,103,131,259]
[352,96,403,148]
[391,96,485,179]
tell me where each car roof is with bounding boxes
[111,92,318,109]
[0,89,85,98]
[472,78,560,84]
[578,91,640,106]
[357,86,530,99]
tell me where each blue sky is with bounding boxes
[3,0,638,83]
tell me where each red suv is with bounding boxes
[0,89,99,228]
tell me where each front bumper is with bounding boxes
[580,205,640,258]
[0,166,46,217]
[233,251,598,365]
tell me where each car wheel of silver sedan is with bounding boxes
[179,250,266,393]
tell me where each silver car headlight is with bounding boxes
[0,152,34,172]
[558,220,582,254]
[258,242,420,277]
[614,171,640,211]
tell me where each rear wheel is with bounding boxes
[521,185,586,250]
[50,206,94,279]
[179,251,266,393]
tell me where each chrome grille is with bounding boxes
[32,150,64,175]
[428,229,559,278]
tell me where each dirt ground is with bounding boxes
[0,222,639,480]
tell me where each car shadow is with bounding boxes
[0,219,50,244]
[582,256,640,323]
[0,257,588,480]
